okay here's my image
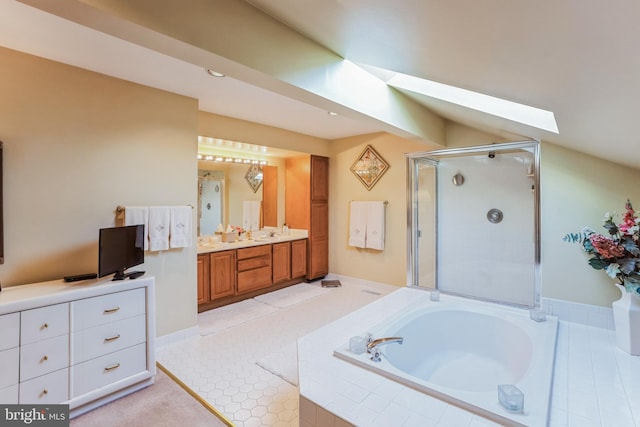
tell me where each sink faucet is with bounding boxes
[367,336,403,362]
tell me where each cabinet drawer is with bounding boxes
[19,368,69,404]
[72,315,146,364]
[72,343,146,397]
[237,266,272,293]
[0,312,20,351]
[237,255,271,272]
[21,303,69,345]
[71,288,145,331]
[0,384,18,404]
[0,347,19,389]
[20,334,69,381]
[237,245,271,260]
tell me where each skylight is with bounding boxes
[386,72,559,134]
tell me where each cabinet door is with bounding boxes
[197,254,210,305]
[210,251,236,300]
[272,242,291,283]
[310,155,328,202]
[291,239,307,279]
[309,202,328,279]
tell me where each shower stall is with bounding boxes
[406,141,540,307]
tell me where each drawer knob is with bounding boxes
[104,363,121,372]
[41,355,49,362]
[104,307,120,314]
[41,323,49,330]
[41,389,48,396]
[104,334,121,343]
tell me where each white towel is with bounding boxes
[243,200,261,231]
[348,201,367,248]
[170,206,192,248]
[124,206,149,250]
[365,201,385,250]
[148,206,170,251]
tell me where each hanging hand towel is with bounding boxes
[243,200,261,231]
[170,206,192,248]
[124,206,149,250]
[365,201,385,250]
[348,201,367,248]
[148,206,170,251]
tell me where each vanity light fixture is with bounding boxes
[198,153,267,165]
[206,68,225,77]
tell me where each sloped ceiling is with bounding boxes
[3,0,640,168]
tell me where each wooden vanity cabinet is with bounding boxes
[197,254,209,305]
[285,155,329,280]
[237,245,272,293]
[210,250,236,299]
[291,239,307,279]
[272,242,291,284]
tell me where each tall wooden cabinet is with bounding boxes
[285,155,329,280]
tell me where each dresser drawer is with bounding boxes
[21,303,69,345]
[19,368,69,404]
[72,315,146,364]
[71,343,146,397]
[0,347,19,389]
[0,312,20,351]
[71,288,145,331]
[237,244,271,260]
[0,384,18,404]
[20,335,69,381]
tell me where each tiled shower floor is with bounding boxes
[156,277,395,427]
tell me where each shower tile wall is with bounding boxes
[436,152,536,306]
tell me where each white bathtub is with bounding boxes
[333,293,558,426]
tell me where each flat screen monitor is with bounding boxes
[98,225,144,280]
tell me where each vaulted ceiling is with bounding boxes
[2,0,639,168]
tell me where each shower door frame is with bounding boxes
[406,140,541,308]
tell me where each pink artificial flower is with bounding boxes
[589,234,625,258]
[619,200,637,233]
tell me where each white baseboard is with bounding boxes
[155,325,199,348]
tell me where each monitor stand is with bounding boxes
[112,270,145,281]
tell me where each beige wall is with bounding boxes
[540,142,640,306]
[329,133,438,285]
[0,47,198,336]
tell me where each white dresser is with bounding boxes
[0,276,155,418]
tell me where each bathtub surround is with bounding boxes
[332,289,558,426]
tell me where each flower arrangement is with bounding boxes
[563,199,640,294]
[230,225,245,235]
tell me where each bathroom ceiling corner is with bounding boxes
[3,0,640,169]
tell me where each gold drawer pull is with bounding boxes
[41,323,49,330]
[41,389,48,396]
[104,334,121,343]
[104,307,120,314]
[104,363,120,372]
[41,355,49,362]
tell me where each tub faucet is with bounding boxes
[367,336,403,362]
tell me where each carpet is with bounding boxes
[253,283,330,309]
[199,298,279,336]
[255,341,299,386]
[70,364,229,427]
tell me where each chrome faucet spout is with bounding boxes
[366,336,403,362]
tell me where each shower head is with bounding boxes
[488,151,496,159]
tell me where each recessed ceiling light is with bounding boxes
[328,111,338,116]
[206,68,225,78]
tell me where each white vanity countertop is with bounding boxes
[197,229,308,254]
